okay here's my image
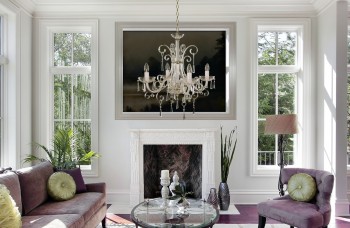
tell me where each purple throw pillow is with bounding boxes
[62,168,87,193]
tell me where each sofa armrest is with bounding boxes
[86,182,106,194]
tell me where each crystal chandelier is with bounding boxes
[137,0,215,119]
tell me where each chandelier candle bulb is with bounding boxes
[161,170,169,179]
[205,63,210,80]
[165,63,170,77]
[187,64,193,83]
[144,63,150,82]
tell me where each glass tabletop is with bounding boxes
[131,198,219,228]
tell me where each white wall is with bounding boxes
[23,2,348,207]
[317,0,349,216]
[78,16,289,205]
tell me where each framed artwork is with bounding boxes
[115,22,236,119]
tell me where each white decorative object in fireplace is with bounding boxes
[130,129,216,206]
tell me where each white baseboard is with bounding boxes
[335,199,350,216]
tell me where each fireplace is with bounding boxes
[143,144,202,199]
[129,129,216,206]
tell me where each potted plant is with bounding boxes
[24,128,99,170]
[218,126,237,210]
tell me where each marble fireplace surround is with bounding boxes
[129,129,216,206]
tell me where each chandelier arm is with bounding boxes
[183,45,198,72]
[158,45,171,56]
[144,77,167,94]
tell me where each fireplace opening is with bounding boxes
[143,144,202,199]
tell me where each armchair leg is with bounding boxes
[101,216,106,228]
[258,215,266,228]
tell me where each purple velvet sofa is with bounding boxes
[257,168,334,228]
[0,161,107,228]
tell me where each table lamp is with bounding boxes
[264,114,298,196]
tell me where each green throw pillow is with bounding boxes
[47,172,76,201]
[287,173,316,202]
[0,184,22,228]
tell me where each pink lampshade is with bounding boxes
[264,114,298,135]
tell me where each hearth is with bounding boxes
[129,129,216,206]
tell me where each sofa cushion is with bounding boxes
[22,214,84,228]
[62,168,87,193]
[27,192,105,224]
[16,161,54,215]
[0,184,22,227]
[287,173,316,202]
[47,172,76,201]
[0,171,22,214]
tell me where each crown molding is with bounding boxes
[32,4,318,19]
[8,0,347,18]
[312,0,338,15]
[8,0,35,15]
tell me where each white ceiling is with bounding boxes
[12,0,343,18]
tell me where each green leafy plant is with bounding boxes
[221,126,237,183]
[168,185,193,204]
[23,128,99,170]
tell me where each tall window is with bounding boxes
[251,19,309,175]
[51,32,93,167]
[257,31,298,166]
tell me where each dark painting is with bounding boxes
[123,30,226,113]
[143,144,202,199]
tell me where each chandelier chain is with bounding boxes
[176,0,179,33]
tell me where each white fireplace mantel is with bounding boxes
[129,129,216,206]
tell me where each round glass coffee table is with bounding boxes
[131,198,219,228]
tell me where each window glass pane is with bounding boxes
[54,121,71,132]
[258,32,276,65]
[277,32,296,65]
[74,121,91,165]
[278,73,296,114]
[54,33,73,66]
[73,33,91,66]
[258,73,276,118]
[284,134,295,151]
[258,120,275,151]
[54,74,72,119]
[73,74,91,119]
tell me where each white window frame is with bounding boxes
[38,20,98,176]
[0,2,19,169]
[347,24,350,171]
[250,18,312,176]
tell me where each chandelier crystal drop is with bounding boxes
[137,0,215,119]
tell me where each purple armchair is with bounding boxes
[257,168,334,228]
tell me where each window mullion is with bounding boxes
[71,75,74,131]
[275,32,278,66]
[275,73,279,165]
